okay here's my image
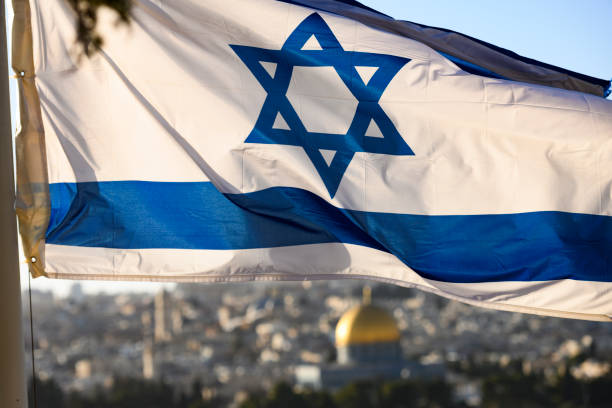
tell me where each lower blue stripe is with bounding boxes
[47,181,612,283]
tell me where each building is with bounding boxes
[142,339,155,379]
[295,287,444,389]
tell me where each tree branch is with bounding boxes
[65,0,133,56]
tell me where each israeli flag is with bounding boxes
[15,0,612,320]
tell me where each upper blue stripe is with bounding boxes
[47,181,612,283]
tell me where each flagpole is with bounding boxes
[0,0,28,406]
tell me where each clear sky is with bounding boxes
[360,0,612,83]
[6,0,612,296]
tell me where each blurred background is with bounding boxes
[22,280,612,407]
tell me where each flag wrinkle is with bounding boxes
[23,0,612,320]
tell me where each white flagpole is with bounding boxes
[0,0,28,406]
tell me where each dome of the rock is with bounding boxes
[335,304,400,347]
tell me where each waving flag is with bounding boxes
[14,0,612,320]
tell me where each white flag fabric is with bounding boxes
[14,0,612,320]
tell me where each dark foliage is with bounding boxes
[239,379,460,408]
[65,0,132,56]
[481,370,612,408]
[28,376,219,408]
[27,368,612,408]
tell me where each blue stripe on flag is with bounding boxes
[47,181,612,283]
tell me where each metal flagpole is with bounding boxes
[0,0,28,406]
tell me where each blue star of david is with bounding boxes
[230,13,414,198]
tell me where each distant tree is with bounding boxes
[334,380,383,408]
[239,391,266,408]
[267,382,310,408]
[240,382,338,408]
[101,377,176,408]
[179,378,221,408]
[478,356,612,408]
[481,372,554,408]
[333,379,458,408]
[381,379,455,408]
[28,376,64,408]
[29,368,612,408]
[585,373,612,407]
[240,379,459,408]
[300,389,338,408]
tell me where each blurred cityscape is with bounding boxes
[24,280,612,407]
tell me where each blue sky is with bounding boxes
[7,0,611,295]
[360,0,612,83]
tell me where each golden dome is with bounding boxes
[335,304,400,347]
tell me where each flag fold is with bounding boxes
[15,0,612,321]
